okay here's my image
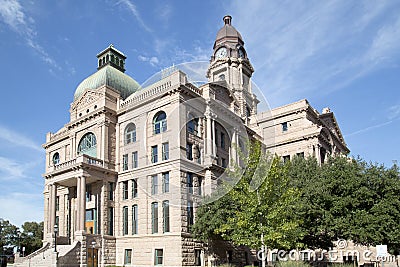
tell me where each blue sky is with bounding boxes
[0,0,399,226]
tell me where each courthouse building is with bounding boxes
[16,16,349,267]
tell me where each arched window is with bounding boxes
[125,123,136,144]
[153,111,167,134]
[77,133,97,157]
[187,114,199,136]
[53,152,60,165]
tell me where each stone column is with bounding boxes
[76,176,86,232]
[49,183,57,233]
[76,177,81,232]
[48,184,53,233]
[80,176,86,231]
[211,118,216,157]
[115,122,120,172]
[206,115,212,156]
[100,180,107,235]
[316,143,321,165]
[100,123,105,160]
[230,129,238,166]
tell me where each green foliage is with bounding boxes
[0,219,19,254]
[290,156,400,252]
[0,219,43,255]
[20,221,44,255]
[193,141,303,250]
[194,144,400,254]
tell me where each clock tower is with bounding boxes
[207,15,258,122]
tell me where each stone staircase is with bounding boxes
[13,241,81,267]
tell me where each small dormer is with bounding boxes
[97,44,126,73]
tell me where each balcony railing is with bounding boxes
[52,154,109,172]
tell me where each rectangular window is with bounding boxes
[162,142,169,160]
[154,249,163,265]
[56,196,60,211]
[151,145,158,163]
[108,182,114,201]
[86,184,92,202]
[85,209,94,221]
[124,249,132,265]
[151,202,158,234]
[132,151,138,168]
[123,206,128,235]
[186,143,193,160]
[132,179,138,198]
[221,158,227,168]
[195,249,202,266]
[123,154,129,171]
[297,152,305,158]
[162,172,169,193]
[123,181,129,200]
[283,155,290,163]
[152,175,158,195]
[132,205,138,235]
[197,177,202,196]
[187,200,194,230]
[282,122,288,132]
[221,132,225,148]
[163,200,170,233]
[108,207,113,236]
[187,172,193,194]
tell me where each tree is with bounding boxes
[0,219,19,255]
[193,141,304,250]
[290,156,400,253]
[20,221,44,255]
[0,219,44,256]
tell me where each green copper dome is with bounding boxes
[74,45,141,100]
[74,65,140,100]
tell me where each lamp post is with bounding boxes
[53,224,58,253]
[16,230,21,256]
[91,241,96,267]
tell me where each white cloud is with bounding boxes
[138,55,160,67]
[345,120,394,138]
[0,125,43,152]
[0,156,25,178]
[117,0,152,32]
[0,192,43,226]
[149,56,159,66]
[0,0,31,35]
[388,104,400,120]
[0,0,60,69]
[228,1,400,106]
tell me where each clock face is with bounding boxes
[215,47,227,58]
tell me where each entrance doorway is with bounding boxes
[87,248,98,267]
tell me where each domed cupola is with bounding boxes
[207,15,257,122]
[212,15,247,59]
[74,45,141,100]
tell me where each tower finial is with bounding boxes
[223,15,232,25]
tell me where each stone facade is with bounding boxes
[257,99,349,163]
[17,15,352,267]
